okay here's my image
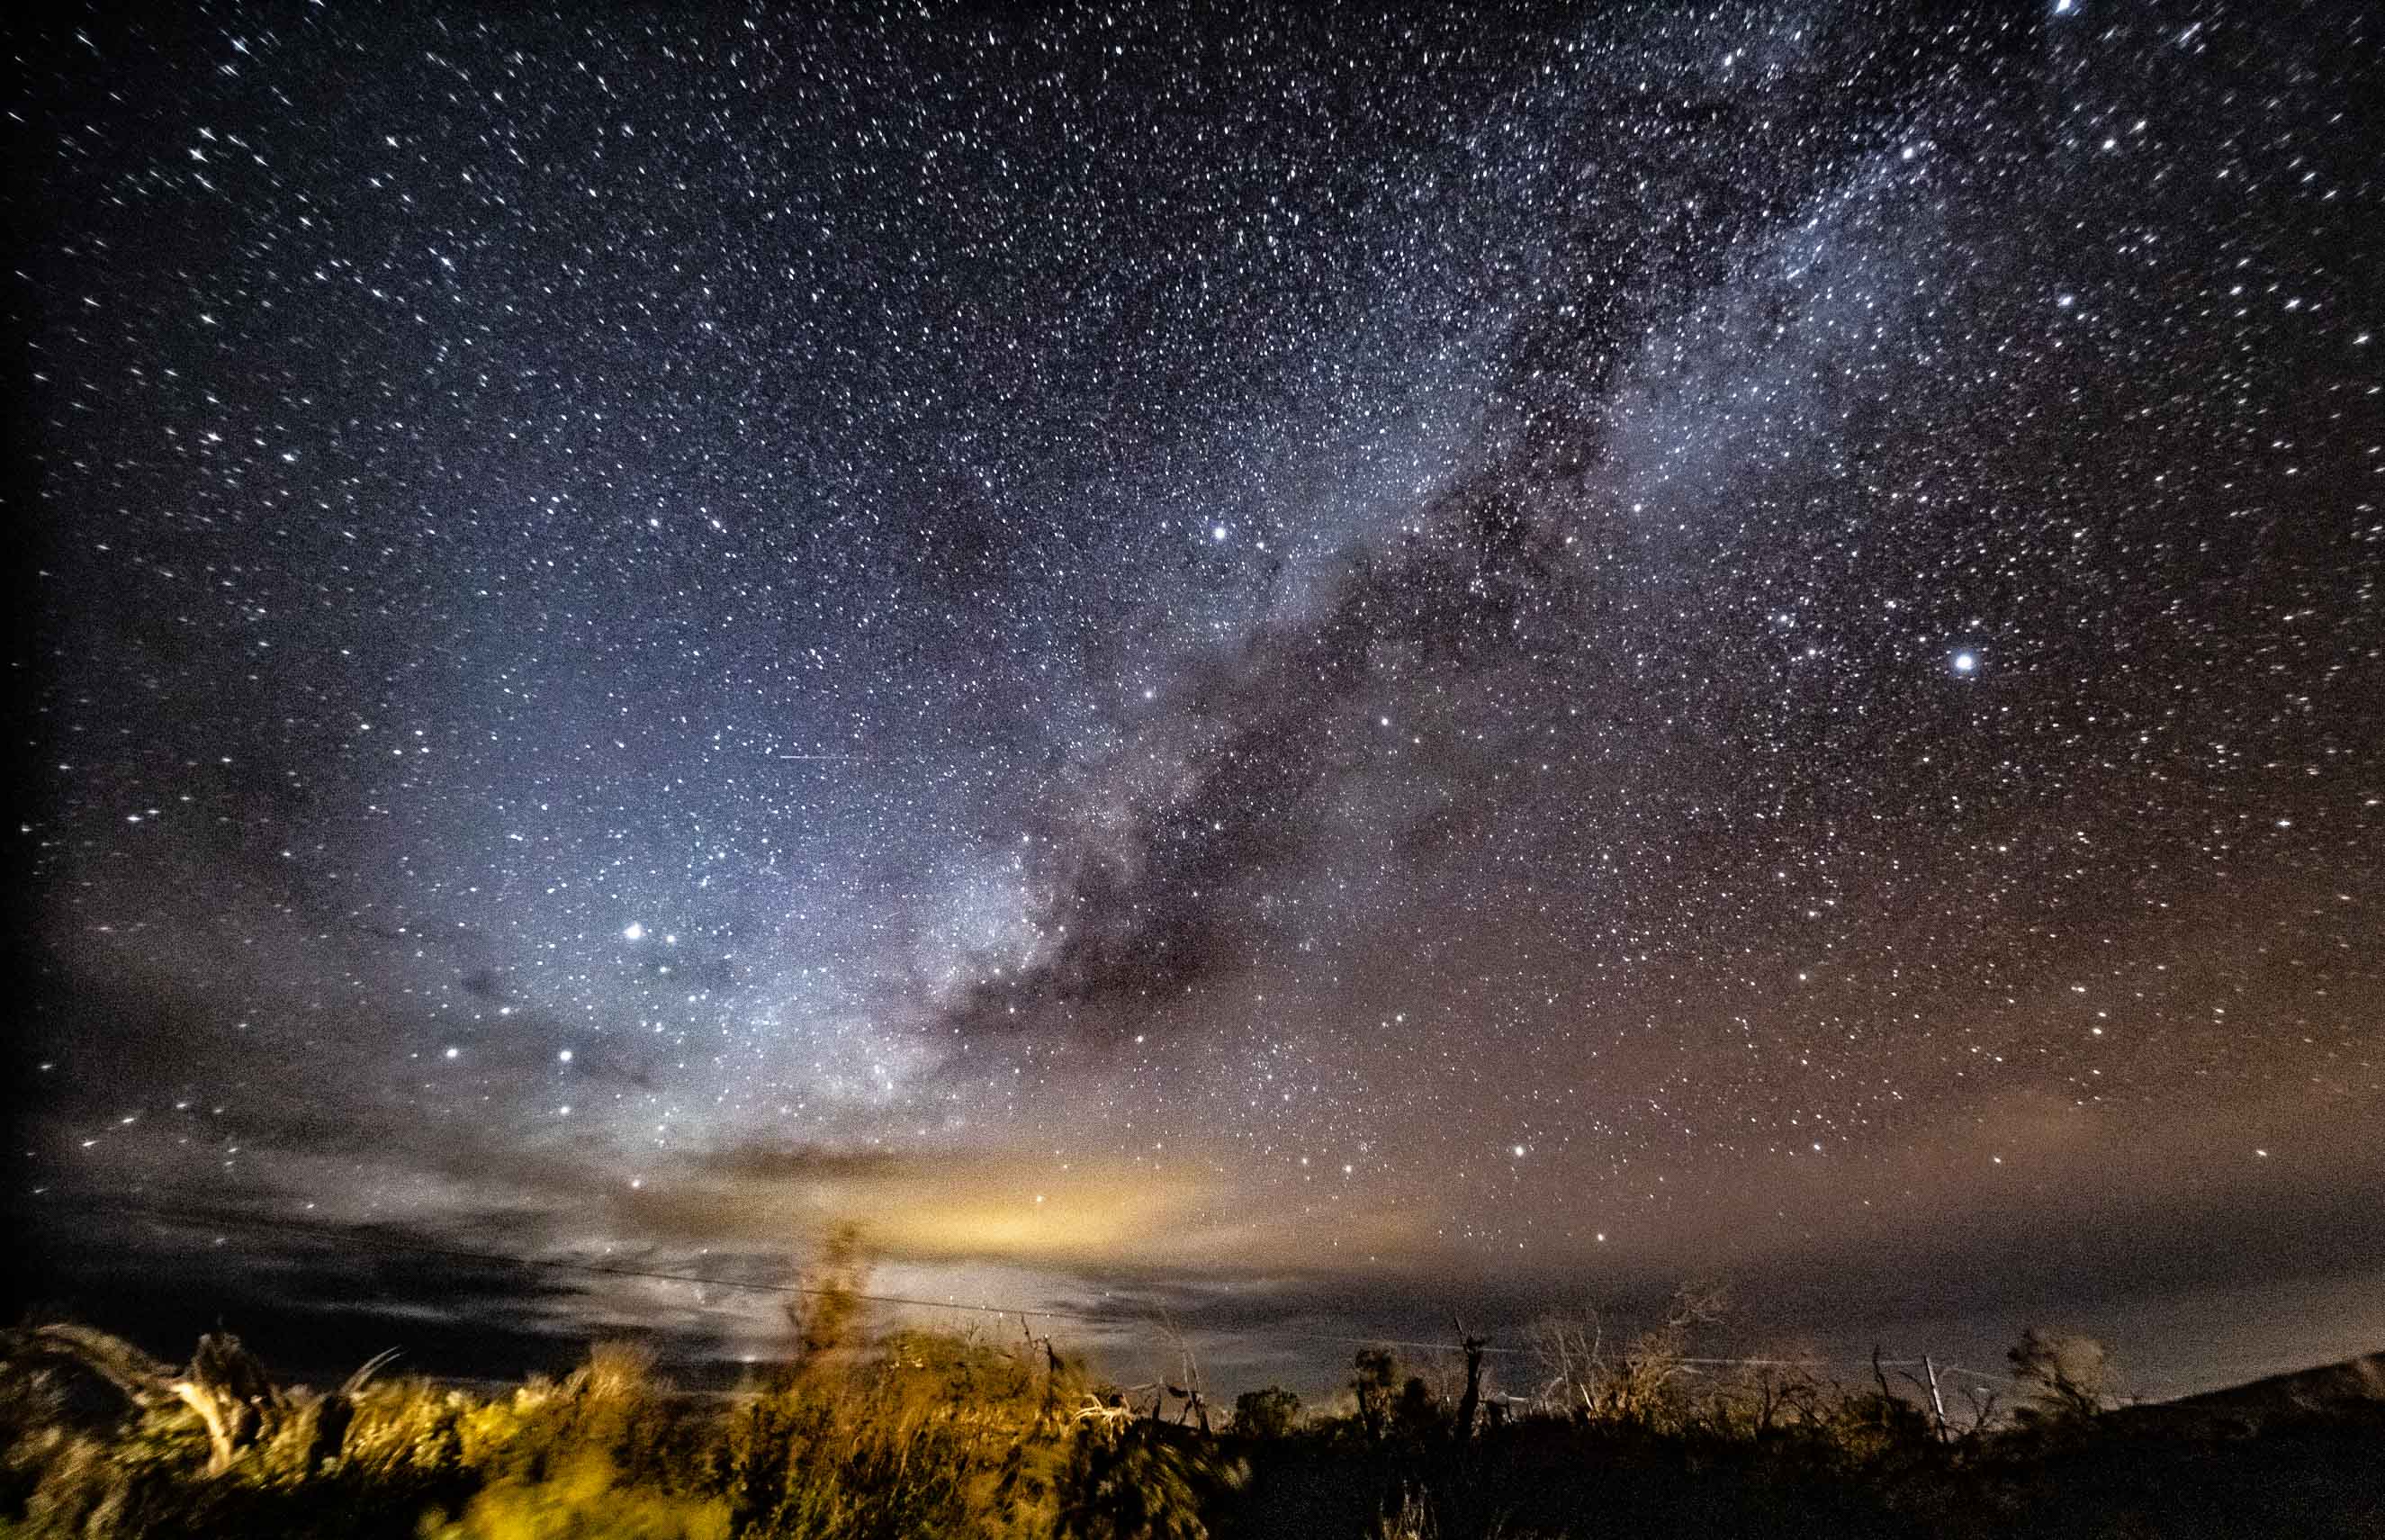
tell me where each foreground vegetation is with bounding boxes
[4,1256,2380,1538]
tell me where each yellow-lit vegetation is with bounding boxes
[4,1253,2380,1538]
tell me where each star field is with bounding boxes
[14,3,2384,1387]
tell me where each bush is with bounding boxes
[1230,1389,1301,1441]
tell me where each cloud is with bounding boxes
[608,1142,1234,1268]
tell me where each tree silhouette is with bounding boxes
[2008,1328,2118,1424]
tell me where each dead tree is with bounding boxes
[172,1331,284,1473]
[1019,1315,1065,1427]
[1886,1355,1950,1444]
[9,1324,391,1476]
[1165,1382,1212,1433]
[12,1323,176,1405]
[1154,1313,1210,1434]
[1074,1393,1135,1436]
[1450,1319,1488,1445]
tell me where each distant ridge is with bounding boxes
[2167,1351,2385,1414]
[2113,1349,2385,1431]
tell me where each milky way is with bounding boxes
[16,4,2384,1394]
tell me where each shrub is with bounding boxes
[1230,1388,1301,1441]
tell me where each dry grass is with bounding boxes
[5,1298,2378,1539]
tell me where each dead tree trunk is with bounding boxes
[176,1332,281,1474]
[1451,1325,1488,1445]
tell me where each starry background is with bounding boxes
[11,2,2383,1398]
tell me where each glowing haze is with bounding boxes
[15,4,2384,1396]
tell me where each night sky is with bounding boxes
[14,3,2383,1399]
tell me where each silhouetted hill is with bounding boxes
[2173,1351,2385,1413]
[2109,1347,2385,1445]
